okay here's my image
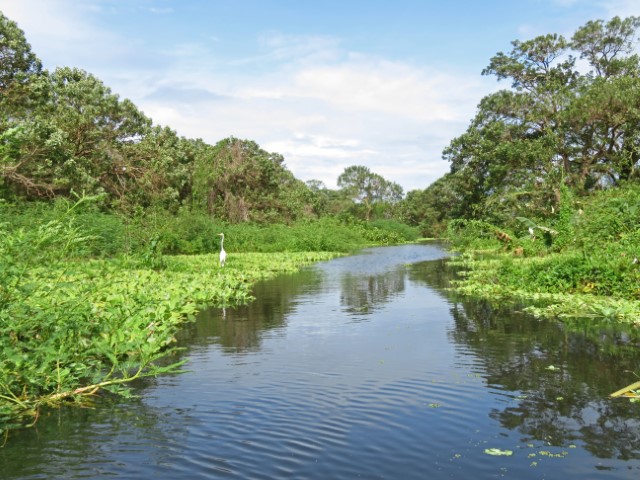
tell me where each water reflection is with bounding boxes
[339,268,406,317]
[2,243,639,479]
[179,244,640,468]
[176,268,321,353]
[0,395,189,479]
[182,244,449,353]
[455,301,640,461]
[416,259,640,463]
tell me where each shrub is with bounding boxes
[370,219,420,242]
[574,182,640,249]
[445,219,504,250]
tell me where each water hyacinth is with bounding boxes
[0,218,339,434]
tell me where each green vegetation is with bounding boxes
[0,194,418,434]
[0,200,348,434]
[0,11,406,224]
[0,10,422,435]
[396,16,640,324]
[403,16,640,236]
[445,183,640,323]
[2,6,640,436]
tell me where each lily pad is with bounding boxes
[484,448,513,456]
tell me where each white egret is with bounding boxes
[217,233,227,267]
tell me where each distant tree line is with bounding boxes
[0,11,403,224]
[5,11,636,235]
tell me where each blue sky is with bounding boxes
[1,0,639,192]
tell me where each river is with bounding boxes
[1,243,639,479]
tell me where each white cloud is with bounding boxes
[116,35,493,190]
[253,32,342,65]
[291,60,478,122]
[0,0,494,192]
[600,0,640,18]
[149,7,173,15]
[0,0,127,69]
[551,0,581,6]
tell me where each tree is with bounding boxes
[0,12,42,106]
[571,16,640,78]
[192,137,311,223]
[1,67,151,199]
[565,16,640,186]
[440,16,640,226]
[337,165,403,221]
[115,126,195,210]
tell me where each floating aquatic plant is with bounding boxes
[484,448,513,456]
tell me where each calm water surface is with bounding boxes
[2,243,640,479]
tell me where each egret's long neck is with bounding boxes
[220,235,224,248]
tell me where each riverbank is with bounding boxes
[446,251,640,325]
[0,250,340,436]
[442,184,640,325]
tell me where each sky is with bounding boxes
[1,0,639,192]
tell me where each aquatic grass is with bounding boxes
[0,238,340,434]
[448,252,640,324]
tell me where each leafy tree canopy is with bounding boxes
[430,15,640,229]
[337,165,403,221]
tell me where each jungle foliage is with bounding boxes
[396,16,640,321]
[444,181,640,322]
[0,197,344,434]
[0,184,421,436]
[2,8,640,435]
[0,11,405,225]
[402,16,640,235]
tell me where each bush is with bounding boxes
[445,219,504,250]
[574,182,640,249]
[3,201,423,259]
[370,219,420,242]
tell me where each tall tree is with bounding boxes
[337,165,403,221]
[565,16,640,186]
[1,67,151,199]
[192,137,310,223]
[571,16,640,78]
[0,12,42,112]
[441,16,640,225]
[115,126,196,210]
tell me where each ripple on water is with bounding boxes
[3,244,640,480]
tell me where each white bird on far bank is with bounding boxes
[217,233,226,267]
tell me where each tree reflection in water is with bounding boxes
[413,258,640,462]
[185,249,640,466]
[2,245,640,479]
[339,267,406,318]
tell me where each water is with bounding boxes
[2,243,639,479]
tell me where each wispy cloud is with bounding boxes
[0,0,513,190]
[149,7,173,15]
[0,0,139,73]
[85,24,494,190]
[600,0,640,18]
[244,32,343,65]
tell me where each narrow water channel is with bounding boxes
[2,243,639,479]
